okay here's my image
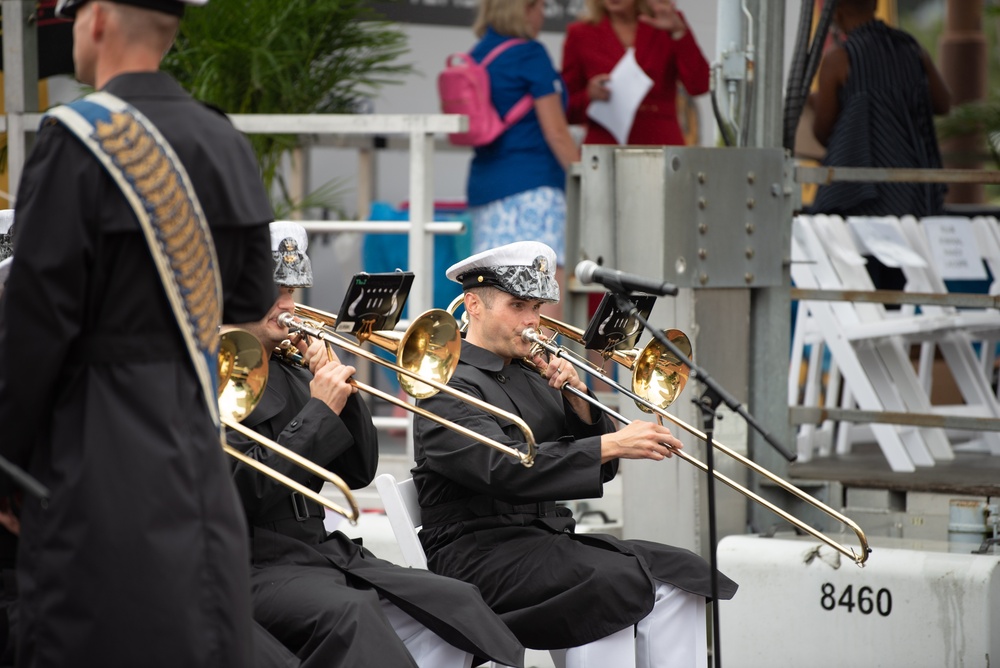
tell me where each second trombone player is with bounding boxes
[413,240,738,668]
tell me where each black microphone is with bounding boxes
[575,260,678,296]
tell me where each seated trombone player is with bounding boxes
[226,222,524,668]
[413,241,738,668]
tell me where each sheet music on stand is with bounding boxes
[582,293,656,355]
[334,271,414,339]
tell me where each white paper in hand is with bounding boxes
[585,48,653,145]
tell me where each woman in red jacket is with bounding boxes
[562,0,709,146]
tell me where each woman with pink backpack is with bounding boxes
[454,0,579,317]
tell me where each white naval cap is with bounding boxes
[446,240,560,303]
[270,221,313,289]
[56,0,208,18]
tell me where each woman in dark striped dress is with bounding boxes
[808,0,951,290]
[810,0,950,217]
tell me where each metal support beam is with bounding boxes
[791,287,1000,309]
[790,406,1000,433]
[406,130,435,318]
[745,0,798,536]
[2,0,40,203]
[796,165,1000,185]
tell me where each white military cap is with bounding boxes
[270,222,313,289]
[446,240,560,303]
[56,0,208,18]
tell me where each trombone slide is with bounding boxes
[352,375,532,468]
[522,327,871,566]
[279,310,538,467]
[223,418,359,525]
[218,327,360,524]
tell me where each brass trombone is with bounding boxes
[217,327,360,524]
[545,316,693,413]
[277,305,537,467]
[522,316,871,566]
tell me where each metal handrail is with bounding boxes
[796,165,1000,186]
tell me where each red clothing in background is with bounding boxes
[561,15,709,146]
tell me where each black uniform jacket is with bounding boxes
[413,339,738,650]
[229,359,524,668]
[0,72,275,667]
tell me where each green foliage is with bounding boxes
[937,100,1000,146]
[901,1,1000,200]
[161,0,412,215]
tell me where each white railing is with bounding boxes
[3,111,467,317]
[231,114,467,317]
[237,114,470,456]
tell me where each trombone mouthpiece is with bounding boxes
[521,328,539,342]
[277,313,296,328]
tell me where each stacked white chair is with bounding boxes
[889,215,1000,453]
[970,215,1000,395]
[791,215,957,471]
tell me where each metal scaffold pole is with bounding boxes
[2,0,40,203]
[743,0,801,539]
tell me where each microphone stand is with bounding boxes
[607,290,797,668]
[694,385,723,668]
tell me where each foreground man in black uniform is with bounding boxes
[227,222,524,668]
[0,0,276,665]
[413,241,738,668]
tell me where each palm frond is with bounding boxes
[161,0,412,214]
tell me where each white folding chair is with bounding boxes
[891,215,1000,453]
[791,215,961,471]
[374,473,638,668]
[971,215,1000,394]
[374,473,428,569]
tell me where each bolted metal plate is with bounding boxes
[579,146,792,289]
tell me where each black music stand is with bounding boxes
[581,293,656,354]
[334,271,414,340]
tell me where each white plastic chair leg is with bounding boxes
[565,626,636,668]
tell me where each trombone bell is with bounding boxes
[536,314,693,411]
[217,328,360,524]
[293,304,461,400]
[397,310,461,399]
[218,327,268,422]
[629,330,692,413]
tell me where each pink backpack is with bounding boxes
[438,39,534,147]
